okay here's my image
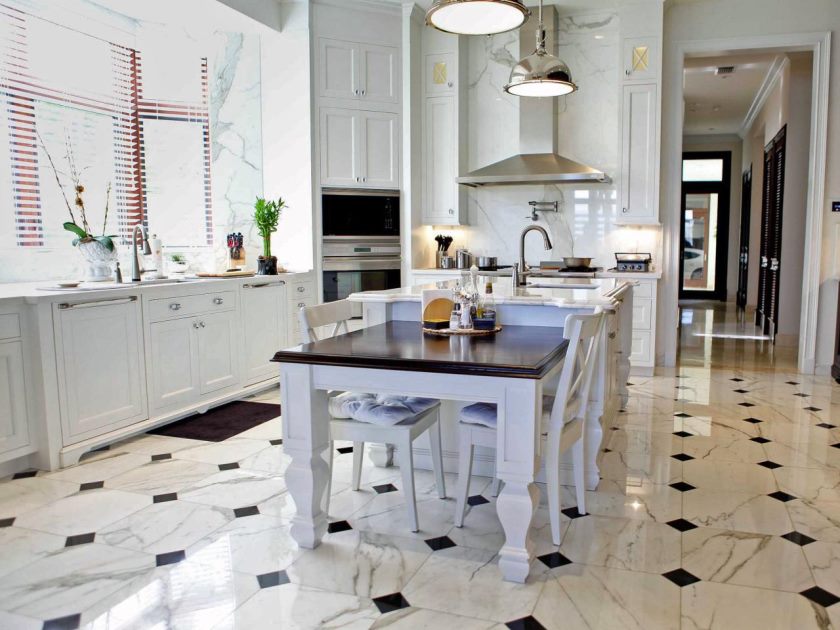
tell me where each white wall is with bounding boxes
[661,0,839,370]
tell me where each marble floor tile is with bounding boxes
[598,450,682,485]
[105,459,220,495]
[13,488,151,537]
[681,489,794,535]
[678,435,767,463]
[46,451,153,485]
[237,443,291,476]
[448,504,562,557]
[534,564,681,630]
[0,476,79,520]
[605,426,679,455]
[803,541,840,596]
[0,526,66,579]
[173,438,272,466]
[369,606,498,629]
[179,469,287,510]
[680,460,779,494]
[111,434,209,455]
[786,499,840,543]
[773,466,840,503]
[681,527,814,593]
[234,417,283,440]
[763,440,840,470]
[560,480,683,523]
[559,515,682,574]
[681,581,833,630]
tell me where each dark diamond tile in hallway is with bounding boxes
[816,423,837,429]
[562,507,587,519]
[336,446,353,454]
[793,393,809,397]
[670,482,696,493]
[832,443,840,450]
[730,378,744,382]
[781,531,816,546]
[425,535,456,551]
[666,518,698,532]
[372,592,410,614]
[733,389,749,394]
[65,532,95,547]
[804,406,822,412]
[738,402,755,408]
[674,412,692,418]
[743,417,763,424]
[786,381,800,386]
[257,570,290,589]
[758,460,782,470]
[218,462,240,471]
[12,470,37,479]
[43,613,82,630]
[328,520,353,534]
[506,616,547,630]
[750,437,771,444]
[79,481,104,491]
[269,439,283,446]
[672,453,695,462]
[538,551,572,569]
[800,586,840,608]
[0,517,14,527]
[673,431,694,438]
[151,453,172,461]
[153,493,178,503]
[234,506,260,518]
[467,495,490,506]
[156,550,186,566]
[662,568,701,587]
[768,491,797,503]
[373,483,398,494]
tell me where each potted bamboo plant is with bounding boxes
[254,196,285,275]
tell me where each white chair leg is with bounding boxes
[546,435,562,546]
[429,415,446,499]
[325,440,334,517]
[352,442,364,491]
[455,425,474,528]
[572,437,587,516]
[398,436,419,532]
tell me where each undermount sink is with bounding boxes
[526,282,598,290]
[68,278,194,291]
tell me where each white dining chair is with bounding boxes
[453,312,605,545]
[298,300,446,532]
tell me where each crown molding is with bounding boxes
[312,0,401,15]
[739,55,788,139]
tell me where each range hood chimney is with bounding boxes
[457,5,609,187]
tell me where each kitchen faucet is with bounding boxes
[517,224,552,285]
[130,224,152,282]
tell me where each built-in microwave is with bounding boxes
[322,189,399,237]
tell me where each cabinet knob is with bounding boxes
[447,82,453,88]
[448,208,454,215]
[297,286,305,292]
[199,321,206,328]
[361,89,366,96]
[625,69,632,76]
[192,321,200,329]
[356,177,361,183]
[170,303,181,311]
[354,89,359,95]
[298,302,306,308]
[213,297,224,305]
[622,207,628,214]
[362,177,366,183]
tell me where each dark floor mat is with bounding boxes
[149,401,280,442]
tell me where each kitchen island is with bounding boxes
[273,277,634,583]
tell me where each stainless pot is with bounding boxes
[477,256,498,269]
[563,257,593,268]
[440,256,456,269]
[456,249,473,269]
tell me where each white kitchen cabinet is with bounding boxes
[628,279,657,373]
[622,37,660,83]
[425,52,455,95]
[422,96,462,225]
[197,311,238,395]
[618,83,659,225]
[360,44,398,104]
[361,111,399,189]
[55,297,147,443]
[287,277,316,345]
[320,108,399,189]
[0,340,30,456]
[319,38,359,100]
[319,38,398,105]
[149,317,199,411]
[241,281,288,386]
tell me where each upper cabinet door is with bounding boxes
[360,111,399,189]
[360,44,398,104]
[423,96,459,224]
[0,341,29,455]
[619,83,658,224]
[320,107,361,187]
[622,37,660,83]
[425,53,455,96]
[320,38,359,100]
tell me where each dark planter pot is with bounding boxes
[257,255,278,275]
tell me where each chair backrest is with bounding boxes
[547,311,606,432]
[298,299,356,343]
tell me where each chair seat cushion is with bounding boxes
[330,392,439,426]
[459,395,556,429]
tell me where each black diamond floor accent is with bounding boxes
[786,381,800,386]
[373,483,398,494]
[667,518,698,532]
[234,506,260,518]
[758,460,782,470]
[538,551,572,569]
[662,568,701,587]
[0,517,14,527]
[739,402,755,407]
[43,613,82,630]
[270,439,283,446]
[562,506,587,519]
[65,532,95,547]
[730,378,744,382]
[670,481,696,492]
[603,447,613,453]
[781,531,817,546]
[328,520,353,534]
[218,462,240,471]
[467,495,490,506]
[257,570,290,588]
[151,453,172,461]
[800,586,840,608]
[336,446,354,454]
[506,616,547,630]
[804,406,823,412]
[832,443,840,450]
[79,481,104,491]
[743,417,763,424]
[794,393,809,397]
[674,412,692,418]
[675,386,688,390]
[372,592,410,614]
[768,491,797,502]
[733,389,749,394]
[425,535,456,551]
[673,431,694,438]
[750,436,771,444]
[154,493,178,503]
[156,550,186,566]
[12,470,37,479]
[816,423,837,429]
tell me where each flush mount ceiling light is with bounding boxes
[504,0,577,97]
[425,0,529,36]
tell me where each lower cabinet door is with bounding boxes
[197,311,239,395]
[0,341,30,455]
[149,318,200,411]
[241,283,286,386]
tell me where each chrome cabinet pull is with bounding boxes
[200,321,206,328]
[243,282,280,289]
[213,297,224,305]
[192,321,200,329]
[169,303,181,311]
[622,207,628,213]
[361,89,366,96]
[297,302,306,308]
[58,296,137,310]
[297,286,306,293]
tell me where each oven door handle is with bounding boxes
[322,257,402,272]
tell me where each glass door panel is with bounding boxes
[682,192,719,293]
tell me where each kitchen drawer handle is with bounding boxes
[169,303,182,311]
[297,286,306,293]
[297,302,306,308]
[193,321,200,329]
[243,282,282,289]
[213,297,224,305]
[200,321,206,328]
[361,89,366,96]
[58,296,137,310]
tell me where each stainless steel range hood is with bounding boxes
[457,5,609,188]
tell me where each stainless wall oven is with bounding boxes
[322,189,402,303]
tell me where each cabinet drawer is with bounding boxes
[0,313,21,340]
[632,298,653,331]
[630,330,653,365]
[148,291,236,322]
[633,281,654,298]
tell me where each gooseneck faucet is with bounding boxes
[131,224,152,282]
[517,224,552,285]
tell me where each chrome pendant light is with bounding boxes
[504,0,577,97]
[426,0,529,36]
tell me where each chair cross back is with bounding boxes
[299,299,355,343]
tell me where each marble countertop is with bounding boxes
[350,277,629,309]
[412,267,663,280]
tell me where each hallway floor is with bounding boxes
[0,306,838,629]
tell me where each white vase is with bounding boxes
[77,240,117,282]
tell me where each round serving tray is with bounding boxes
[422,325,502,336]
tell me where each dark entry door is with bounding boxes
[756,127,786,340]
[736,168,752,309]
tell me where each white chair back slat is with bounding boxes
[299,299,355,343]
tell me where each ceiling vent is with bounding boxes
[715,66,735,76]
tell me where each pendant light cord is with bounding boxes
[536,0,546,53]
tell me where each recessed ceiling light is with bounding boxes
[426,0,529,36]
